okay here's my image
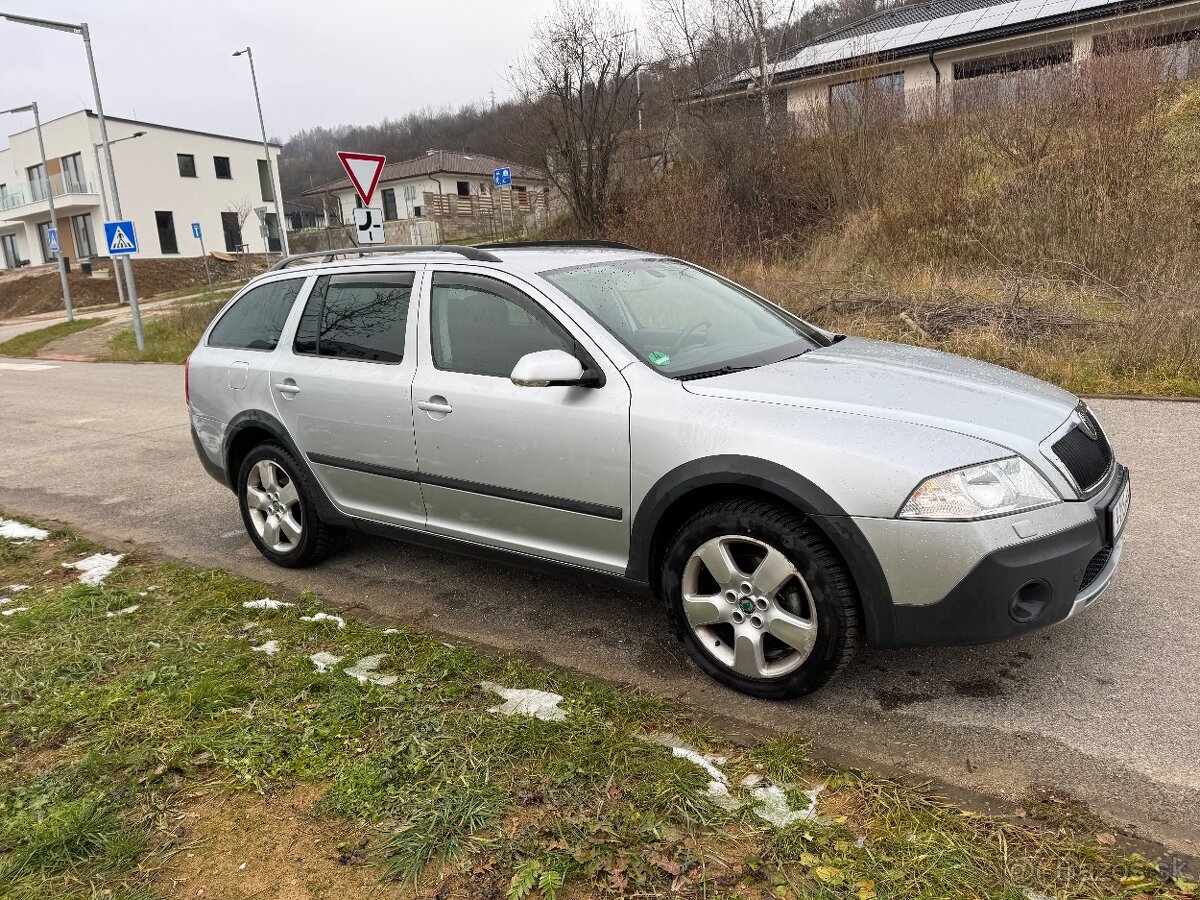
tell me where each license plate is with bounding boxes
[1109,475,1131,543]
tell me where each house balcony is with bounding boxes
[0,173,100,220]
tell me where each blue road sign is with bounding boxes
[104,220,138,255]
[47,227,60,254]
[493,166,512,187]
[191,222,202,240]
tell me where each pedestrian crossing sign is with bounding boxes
[104,220,138,255]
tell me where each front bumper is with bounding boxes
[859,465,1129,648]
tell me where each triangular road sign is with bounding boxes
[337,151,387,207]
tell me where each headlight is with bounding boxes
[899,457,1059,520]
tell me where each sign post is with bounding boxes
[192,222,212,292]
[493,167,512,237]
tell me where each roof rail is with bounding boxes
[267,244,501,272]
[475,240,642,251]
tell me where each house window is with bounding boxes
[413,205,423,218]
[71,213,96,258]
[214,156,232,179]
[456,180,470,196]
[2,233,18,269]
[36,221,55,263]
[61,153,87,193]
[952,43,1074,111]
[177,154,197,178]
[27,163,47,202]
[257,159,275,201]
[382,188,398,221]
[156,211,179,254]
[953,42,1074,80]
[1094,27,1200,80]
[829,72,905,131]
[221,211,244,252]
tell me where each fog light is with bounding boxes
[1010,580,1051,624]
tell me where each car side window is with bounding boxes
[293,272,413,363]
[430,272,570,378]
[207,278,305,351]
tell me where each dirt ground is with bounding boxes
[155,783,392,900]
[0,255,270,319]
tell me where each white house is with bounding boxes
[302,150,547,232]
[0,109,284,269]
[697,0,1200,128]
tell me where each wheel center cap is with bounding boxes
[740,599,754,614]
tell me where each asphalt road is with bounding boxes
[1,359,1197,851]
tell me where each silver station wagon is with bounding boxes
[187,242,1131,698]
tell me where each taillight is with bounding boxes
[184,355,191,406]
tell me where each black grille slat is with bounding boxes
[1052,410,1112,491]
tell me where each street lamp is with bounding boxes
[93,131,144,306]
[1,102,72,320]
[615,28,644,132]
[0,11,145,352]
[232,47,288,256]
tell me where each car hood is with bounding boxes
[681,337,1077,449]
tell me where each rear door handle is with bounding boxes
[417,396,453,416]
[274,380,300,397]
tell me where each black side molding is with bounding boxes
[308,452,624,521]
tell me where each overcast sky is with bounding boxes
[1,0,645,150]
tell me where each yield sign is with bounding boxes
[337,151,387,207]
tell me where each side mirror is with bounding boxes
[510,349,586,387]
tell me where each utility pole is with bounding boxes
[234,47,288,256]
[2,102,73,320]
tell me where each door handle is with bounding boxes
[417,396,453,416]
[274,380,300,397]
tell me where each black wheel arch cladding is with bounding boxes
[629,455,896,646]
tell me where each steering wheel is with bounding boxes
[669,320,712,356]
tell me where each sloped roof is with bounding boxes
[302,150,545,196]
[706,0,1192,93]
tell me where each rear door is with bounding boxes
[269,267,425,528]
[410,267,631,572]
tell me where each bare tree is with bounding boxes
[651,0,797,145]
[512,0,641,232]
[226,198,253,240]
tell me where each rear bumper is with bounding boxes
[862,465,1129,647]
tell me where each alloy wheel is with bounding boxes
[681,535,817,679]
[245,459,303,553]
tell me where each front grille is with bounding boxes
[1052,409,1113,492]
[1078,544,1113,593]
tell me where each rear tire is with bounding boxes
[661,499,860,699]
[238,442,341,568]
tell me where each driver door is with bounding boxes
[411,268,631,573]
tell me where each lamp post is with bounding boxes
[93,131,144,306]
[1,11,145,351]
[232,47,288,256]
[1,102,72,320]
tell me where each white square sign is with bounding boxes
[354,207,385,244]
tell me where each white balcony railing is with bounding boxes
[1,172,96,213]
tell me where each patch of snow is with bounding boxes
[749,783,825,828]
[251,640,280,656]
[480,681,567,721]
[8,584,30,592]
[64,553,124,585]
[2,607,29,616]
[0,519,49,541]
[148,641,162,649]
[105,604,139,618]
[1023,890,1055,900]
[309,651,343,672]
[383,628,400,634]
[0,598,10,606]
[344,654,398,687]
[299,612,344,629]
[643,733,739,810]
[242,598,293,610]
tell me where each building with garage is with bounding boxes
[0,108,284,270]
[697,0,1200,129]
[301,150,550,244]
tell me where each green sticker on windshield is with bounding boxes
[648,351,671,367]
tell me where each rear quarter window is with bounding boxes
[207,278,305,351]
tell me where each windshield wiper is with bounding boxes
[674,365,754,381]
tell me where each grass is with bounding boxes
[101,294,231,363]
[0,318,104,359]
[0,514,1195,899]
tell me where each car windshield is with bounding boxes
[540,258,824,378]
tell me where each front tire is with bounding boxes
[662,499,860,699]
[238,442,340,568]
